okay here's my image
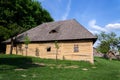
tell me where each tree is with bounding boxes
[55,41,59,63]
[96,32,120,53]
[24,35,30,56]
[0,0,54,54]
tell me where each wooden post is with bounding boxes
[25,44,28,56]
[10,38,13,55]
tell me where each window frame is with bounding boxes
[74,44,79,52]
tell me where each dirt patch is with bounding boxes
[47,64,56,67]
[34,63,46,66]
[64,65,79,69]
[82,68,88,71]
[14,68,26,71]
[21,74,27,77]
[32,74,36,78]
[33,63,79,69]
[50,67,54,69]
[91,66,96,69]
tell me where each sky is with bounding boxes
[38,0,120,38]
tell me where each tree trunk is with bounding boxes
[25,45,28,56]
[26,48,27,56]
[15,36,18,55]
[56,49,58,63]
[16,46,18,55]
[10,38,14,55]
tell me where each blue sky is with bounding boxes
[38,0,120,36]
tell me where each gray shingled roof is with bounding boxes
[5,19,97,43]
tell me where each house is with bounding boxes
[93,47,103,57]
[5,19,97,63]
[105,50,120,60]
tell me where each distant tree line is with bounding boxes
[96,32,120,54]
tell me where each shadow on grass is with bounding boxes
[0,57,45,71]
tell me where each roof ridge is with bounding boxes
[42,18,75,24]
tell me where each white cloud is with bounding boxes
[89,29,99,34]
[61,0,71,20]
[88,19,120,34]
[106,23,120,29]
[88,20,107,32]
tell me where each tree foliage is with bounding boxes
[24,35,30,46]
[55,41,59,49]
[24,35,30,56]
[0,0,53,39]
[96,32,120,53]
[0,0,54,53]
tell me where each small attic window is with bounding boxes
[49,30,57,34]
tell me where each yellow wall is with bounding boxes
[6,40,94,63]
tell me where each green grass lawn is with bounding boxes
[0,54,120,80]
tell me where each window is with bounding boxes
[49,30,57,34]
[35,48,39,56]
[47,47,51,52]
[74,44,79,52]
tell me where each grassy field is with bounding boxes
[0,54,120,80]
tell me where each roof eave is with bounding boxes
[4,38,97,44]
